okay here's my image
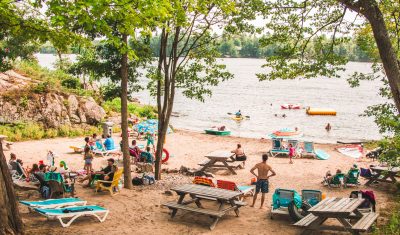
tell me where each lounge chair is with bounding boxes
[301,141,316,158]
[45,172,74,198]
[11,162,27,181]
[95,168,123,196]
[269,138,289,157]
[270,188,309,221]
[20,198,87,209]
[92,142,120,157]
[301,190,322,207]
[323,173,345,188]
[216,180,255,199]
[345,169,360,187]
[34,205,109,227]
[69,146,84,153]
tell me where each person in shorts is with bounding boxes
[250,154,276,208]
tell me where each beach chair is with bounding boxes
[271,188,310,221]
[193,176,215,187]
[301,190,322,207]
[95,168,124,196]
[69,146,84,153]
[93,142,120,157]
[345,169,360,187]
[269,138,289,157]
[10,162,27,181]
[34,205,109,227]
[216,180,255,199]
[45,172,74,198]
[323,173,345,188]
[301,141,316,158]
[20,198,87,209]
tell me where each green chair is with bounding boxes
[345,169,360,187]
[44,172,74,197]
[269,138,289,157]
[323,173,345,188]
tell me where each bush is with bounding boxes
[102,98,157,119]
[61,77,81,89]
[373,198,400,234]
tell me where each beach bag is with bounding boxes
[41,186,50,199]
[132,177,143,186]
[360,168,372,178]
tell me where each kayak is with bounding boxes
[231,116,244,121]
[281,104,301,110]
[315,149,330,160]
[205,129,231,136]
[337,145,363,158]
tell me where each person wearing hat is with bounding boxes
[79,158,116,186]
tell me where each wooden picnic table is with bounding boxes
[365,166,400,186]
[197,150,237,175]
[163,184,244,230]
[294,197,378,234]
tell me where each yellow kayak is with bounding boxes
[231,116,244,121]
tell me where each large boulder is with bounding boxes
[80,97,106,125]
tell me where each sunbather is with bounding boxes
[103,135,115,150]
[325,169,342,184]
[231,143,246,167]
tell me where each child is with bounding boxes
[288,143,295,164]
[83,144,93,174]
[145,131,155,151]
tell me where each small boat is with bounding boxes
[205,129,231,136]
[281,104,301,110]
[336,145,363,158]
[315,149,330,160]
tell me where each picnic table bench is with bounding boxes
[365,166,400,186]
[294,197,378,234]
[197,150,239,175]
[163,184,244,230]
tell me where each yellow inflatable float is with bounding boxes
[306,108,337,116]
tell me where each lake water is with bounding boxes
[36,54,384,143]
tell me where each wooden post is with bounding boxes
[0,135,24,234]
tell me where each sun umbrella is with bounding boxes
[135,119,173,134]
[268,128,303,139]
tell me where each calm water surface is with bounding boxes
[36,54,384,143]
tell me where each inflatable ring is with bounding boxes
[161,148,169,164]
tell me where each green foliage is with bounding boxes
[61,77,81,89]
[102,98,157,119]
[0,122,102,142]
[373,198,400,235]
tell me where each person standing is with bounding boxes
[250,154,276,209]
[288,143,295,164]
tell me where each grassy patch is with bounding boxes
[102,98,157,119]
[0,123,102,142]
[373,196,400,234]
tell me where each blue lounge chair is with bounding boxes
[34,205,109,227]
[93,141,120,157]
[301,141,316,158]
[269,138,289,157]
[20,198,87,209]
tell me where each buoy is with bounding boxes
[306,108,336,116]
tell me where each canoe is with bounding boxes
[205,129,231,136]
[306,108,337,115]
[315,149,330,160]
[337,145,362,158]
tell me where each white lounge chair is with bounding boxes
[92,142,120,157]
[20,198,87,209]
[34,205,109,227]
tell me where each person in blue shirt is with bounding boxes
[103,135,115,150]
[235,110,242,118]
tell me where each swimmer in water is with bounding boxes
[282,114,286,118]
[325,123,331,131]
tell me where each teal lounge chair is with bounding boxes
[20,198,87,209]
[301,141,316,158]
[345,169,360,187]
[93,142,120,157]
[269,138,289,157]
[301,190,322,206]
[34,205,109,227]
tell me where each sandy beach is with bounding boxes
[8,129,397,235]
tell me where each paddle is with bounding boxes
[227,112,250,119]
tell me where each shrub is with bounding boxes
[61,77,81,89]
[102,98,157,119]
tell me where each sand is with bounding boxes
[7,129,397,235]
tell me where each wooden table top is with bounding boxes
[204,150,235,159]
[308,197,365,215]
[371,166,400,173]
[171,184,242,200]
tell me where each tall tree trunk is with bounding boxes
[0,137,24,235]
[120,34,132,189]
[340,0,400,114]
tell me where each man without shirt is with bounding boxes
[250,154,276,208]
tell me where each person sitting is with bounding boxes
[103,135,115,150]
[89,133,97,148]
[129,140,142,163]
[218,126,226,131]
[231,143,246,167]
[325,169,342,184]
[8,153,18,174]
[79,158,116,187]
[140,147,154,164]
[28,163,40,182]
[235,110,242,118]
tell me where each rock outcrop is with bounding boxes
[0,70,106,128]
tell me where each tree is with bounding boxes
[150,0,257,179]
[0,137,24,234]
[44,0,169,188]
